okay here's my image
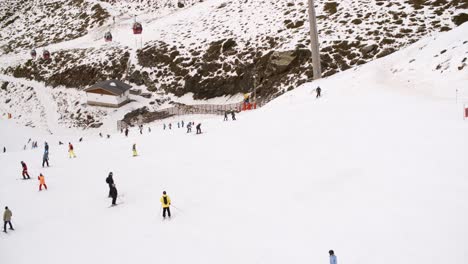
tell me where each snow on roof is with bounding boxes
[85,79,132,95]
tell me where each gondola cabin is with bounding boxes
[133,22,142,34]
[104,32,112,42]
[85,80,132,108]
[42,50,50,60]
[30,49,37,58]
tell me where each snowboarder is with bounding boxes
[224,112,228,121]
[125,128,129,137]
[3,207,14,233]
[109,184,118,206]
[231,111,236,121]
[106,172,114,198]
[329,250,337,264]
[196,123,202,134]
[21,161,30,179]
[42,151,49,167]
[316,86,322,98]
[160,191,171,219]
[68,142,76,158]
[38,173,47,191]
[186,122,192,133]
[132,144,138,157]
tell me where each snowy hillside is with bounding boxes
[0,0,467,130]
[1,20,468,264]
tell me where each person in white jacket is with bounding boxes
[329,250,337,264]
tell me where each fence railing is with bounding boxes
[118,92,283,130]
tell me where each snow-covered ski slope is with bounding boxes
[1,23,468,264]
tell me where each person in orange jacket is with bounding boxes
[38,173,47,191]
[68,142,76,158]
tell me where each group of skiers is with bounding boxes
[223,111,236,121]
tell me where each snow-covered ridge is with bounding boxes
[0,0,467,131]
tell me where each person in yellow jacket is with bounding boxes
[68,142,76,158]
[38,173,47,191]
[160,191,171,218]
[132,143,138,157]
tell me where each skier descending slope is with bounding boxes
[186,123,192,133]
[20,161,30,179]
[132,144,138,157]
[160,191,171,219]
[38,173,47,191]
[196,123,202,134]
[109,184,118,206]
[329,250,337,264]
[42,151,49,168]
[3,207,14,233]
[316,86,322,98]
[106,172,114,198]
[68,142,76,158]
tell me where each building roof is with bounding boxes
[85,79,132,95]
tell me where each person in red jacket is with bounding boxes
[20,161,30,179]
[38,173,47,191]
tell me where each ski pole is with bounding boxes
[171,205,184,212]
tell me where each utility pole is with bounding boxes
[308,0,322,79]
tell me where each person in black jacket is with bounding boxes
[106,172,114,198]
[109,184,118,206]
[196,123,202,134]
[316,86,322,98]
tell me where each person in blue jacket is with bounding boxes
[329,250,337,264]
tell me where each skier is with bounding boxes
[181,120,184,127]
[125,128,129,137]
[42,151,49,167]
[38,173,47,191]
[186,122,192,133]
[132,144,138,157]
[109,184,118,206]
[59,141,63,145]
[163,123,166,130]
[148,127,151,133]
[106,172,114,198]
[169,123,172,130]
[231,111,236,121]
[224,112,228,121]
[329,250,337,264]
[160,191,171,219]
[177,122,180,128]
[139,125,143,134]
[196,123,202,134]
[316,86,322,98]
[21,161,30,179]
[3,147,5,153]
[68,142,76,158]
[79,137,83,142]
[99,132,103,137]
[44,142,49,153]
[3,207,14,233]
[107,134,110,139]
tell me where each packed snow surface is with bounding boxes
[1,23,468,264]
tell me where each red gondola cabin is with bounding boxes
[104,32,112,42]
[42,50,50,60]
[133,22,142,34]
